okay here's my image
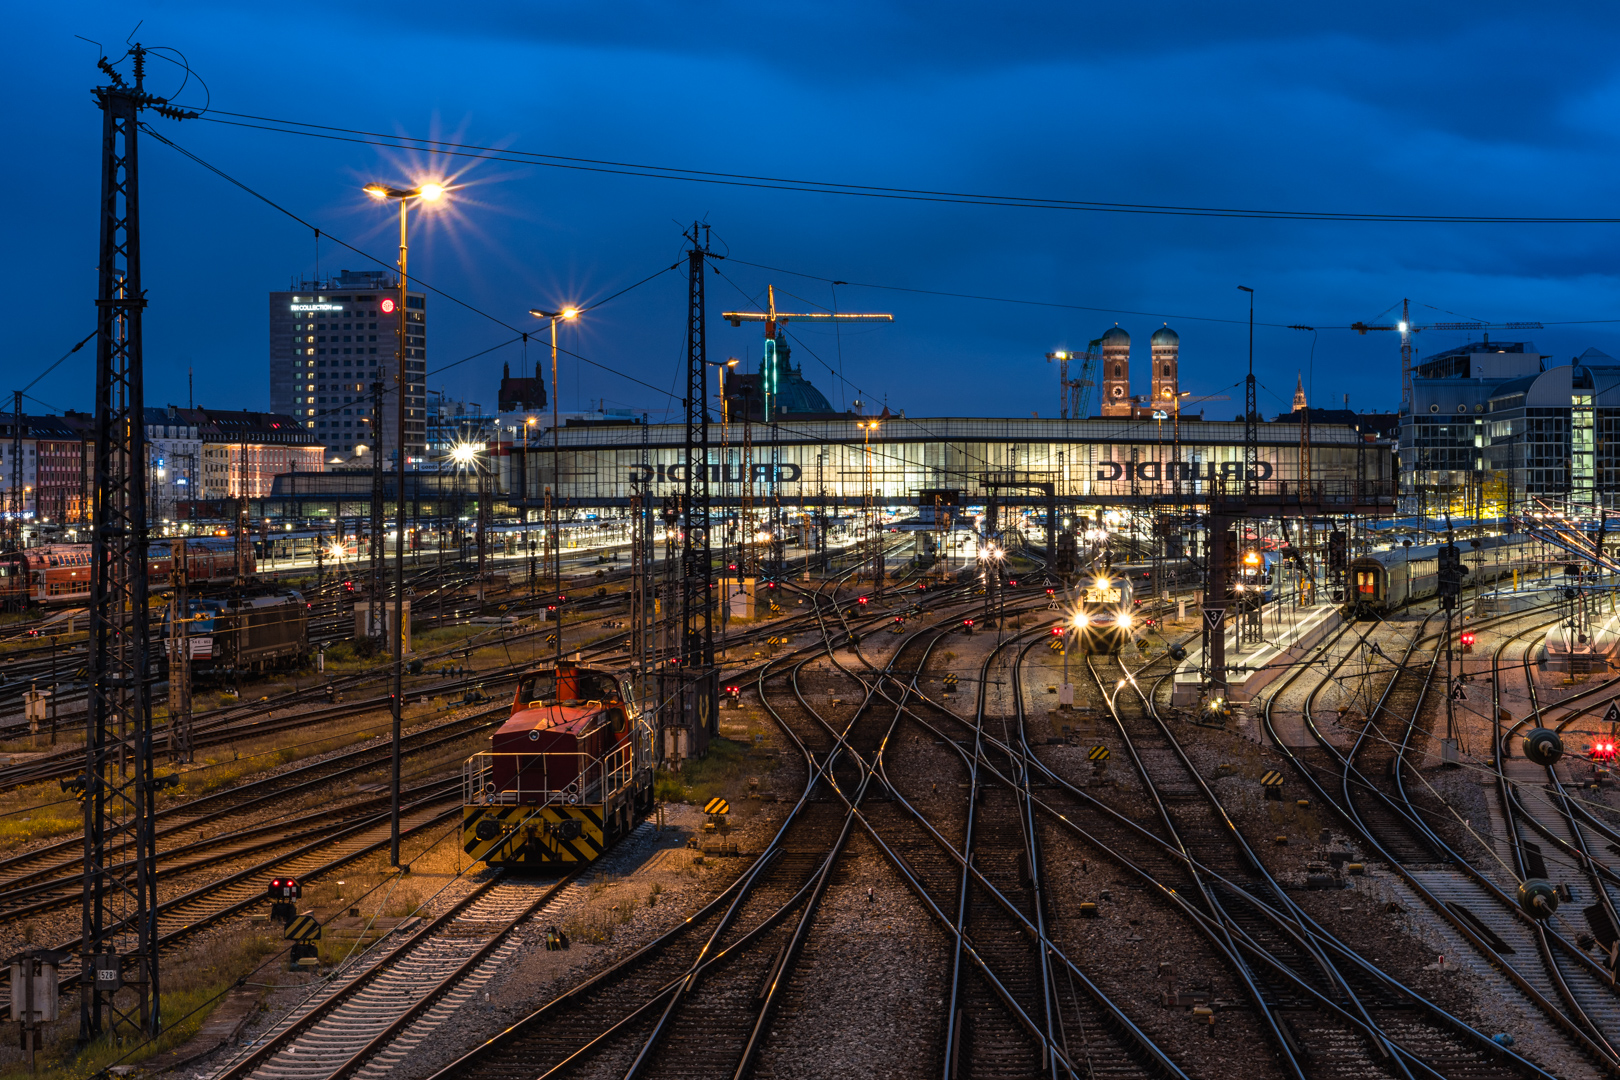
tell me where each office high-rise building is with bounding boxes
[270,269,427,467]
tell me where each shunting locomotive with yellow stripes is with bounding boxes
[462,663,655,866]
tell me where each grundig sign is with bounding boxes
[626,463,803,484]
[1095,461,1274,482]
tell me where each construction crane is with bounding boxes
[1045,342,1100,419]
[1351,299,1542,414]
[723,285,892,584]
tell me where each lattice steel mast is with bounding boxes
[681,224,714,668]
[83,43,194,1042]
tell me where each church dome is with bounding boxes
[1100,326,1130,346]
[1150,326,1179,346]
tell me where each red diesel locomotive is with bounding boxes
[461,663,654,866]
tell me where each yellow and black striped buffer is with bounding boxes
[461,804,606,865]
[284,914,321,941]
[1260,770,1285,787]
[705,798,730,815]
[1088,745,1110,761]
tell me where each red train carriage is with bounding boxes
[0,538,251,607]
[462,663,654,866]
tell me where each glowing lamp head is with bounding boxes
[379,298,396,315]
[451,443,478,465]
[417,182,446,202]
[560,307,579,320]
[364,184,389,201]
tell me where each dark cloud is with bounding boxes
[5,2,1620,424]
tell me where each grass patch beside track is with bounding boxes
[653,737,753,808]
[0,928,282,1079]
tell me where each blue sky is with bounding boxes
[8,2,1620,422]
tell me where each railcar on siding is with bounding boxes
[0,538,249,607]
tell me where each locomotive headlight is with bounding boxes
[1072,612,1090,629]
[1094,575,1110,590]
[1117,612,1133,629]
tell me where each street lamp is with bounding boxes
[364,178,448,868]
[527,306,581,663]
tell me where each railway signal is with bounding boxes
[267,877,302,925]
[1591,739,1618,763]
[1459,630,1475,653]
[962,618,974,635]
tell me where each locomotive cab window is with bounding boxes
[607,708,628,735]
[517,673,558,706]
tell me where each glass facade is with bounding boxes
[497,417,1392,508]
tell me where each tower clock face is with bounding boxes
[1112,386,1124,398]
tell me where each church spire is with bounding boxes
[1292,371,1307,413]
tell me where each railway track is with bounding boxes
[0,785,462,1014]
[403,566,898,1079]
[1257,602,1618,1075]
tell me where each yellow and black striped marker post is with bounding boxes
[1048,638,1064,654]
[284,913,321,941]
[1088,746,1110,762]
[546,633,557,646]
[1261,770,1284,800]
[705,797,730,816]
[943,674,959,693]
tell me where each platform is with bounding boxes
[1170,599,1342,706]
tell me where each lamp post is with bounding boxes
[363,177,444,868]
[528,306,580,664]
[524,416,537,599]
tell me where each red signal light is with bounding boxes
[857,596,868,605]
[380,298,396,314]
[1051,626,1063,635]
[1045,588,1055,595]
[1460,631,1475,647]
[963,619,974,627]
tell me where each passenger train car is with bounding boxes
[0,538,251,607]
[462,663,654,866]
[1071,572,1137,654]
[1348,534,1542,615]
